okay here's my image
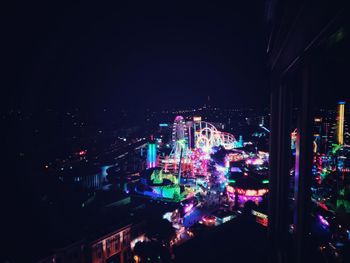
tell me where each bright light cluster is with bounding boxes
[194,121,237,151]
[147,143,156,168]
[163,116,240,177]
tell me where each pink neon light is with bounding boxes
[236,188,268,196]
[164,156,168,172]
[318,215,329,227]
[184,203,194,214]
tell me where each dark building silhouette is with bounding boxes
[266,0,348,262]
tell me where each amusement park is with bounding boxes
[5,0,350,262]
[131,115,270,220]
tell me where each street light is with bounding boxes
[259,123,270,133]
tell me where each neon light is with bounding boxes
[147,143,156,168]
[252,210,268,219]
[184,203,194,214]
[153,144,157,167]
[164,156,169,172]
[256,217,268,227]
[215,164,228,173]
[338,101,345,145]
[230,167,242,172]
[165,116,240,177]
[202,216,216,225]
[318,215,330,227]
[193,116,202,122]
[252,210,269,226]
[262,180,269,184]
[194,121,237,151]
[246,158,264,165]
[318,202,329,211]
[78,150,86,156]
[159,123,169,127]
[148,145,151,168]
[236,188,268,196]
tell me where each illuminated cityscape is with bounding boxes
[3,1,350,263]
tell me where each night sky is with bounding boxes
[3,1,268,112]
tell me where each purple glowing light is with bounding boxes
[184,203,194,214]
[318,215,330,227]
[215,164,227,173]
[246,158,264,165]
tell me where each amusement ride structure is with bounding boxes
[142,115,270,207]
[160,116,242,178]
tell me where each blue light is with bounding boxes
[147,143,156,168]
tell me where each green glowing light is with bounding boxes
[262,180,269,184]
[178,139,186,149]
[330,28,345,44]
[332,144,341,154]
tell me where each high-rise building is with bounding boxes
[337,101,346,145]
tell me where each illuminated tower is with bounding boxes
[337,101,345,145]
[147,135,156,169]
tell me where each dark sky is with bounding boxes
[3,1,269,112]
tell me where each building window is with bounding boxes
[123,231,130,247]
[106,239,111,254]
[114,234,120,251]
[96,243,103,259]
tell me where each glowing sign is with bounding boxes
[159,123,169,127]
[236,188,268,196]
[193,116,202,122]
[256,216,268,227]
[252,210,268,219]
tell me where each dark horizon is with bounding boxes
[3,1,270,112]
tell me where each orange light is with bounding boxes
[338,102,345,145]
[134,255,140,263]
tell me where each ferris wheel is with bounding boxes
[169,116,189,158]
[163,116,238,177]
[172,116,187,144]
